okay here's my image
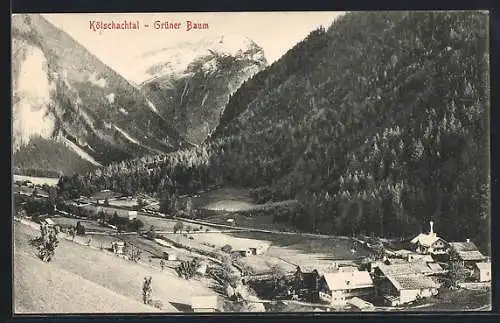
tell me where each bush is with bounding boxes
[125,243,142,262]
[175,258,202,280]
[142,276,152,304]
[221,244,233,253]
[174,221,184,233]
[29,224,59,262]
[76,221,86,235]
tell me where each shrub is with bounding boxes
[76,221,86,235]
[173,221,184,233]
[176,258,202,280]
[125,243,142,262]
[142,276,153,304]
[221,244,233,253]
[29,224,59,262]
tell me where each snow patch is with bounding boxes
[106,93,115,104]
[125,34,263,84]
[12,45,55,151]
[88,72,107,88]
[60,136,103,167]
[113,125,140,145]
[145,97,159,114]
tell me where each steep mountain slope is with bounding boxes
[60,12,490,250]
[133,35,267,144]
[12,14,186,176]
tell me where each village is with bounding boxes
[13,179,492,312]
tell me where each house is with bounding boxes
[380,273,439,306]
[191,295,223,312]
[348,297,375,311]
[318,271,374,305]
[197,261,208,275]
[128,211,138,221]
[142,203,160,214]
[375,263,445,280]
[374,263,442,305]
[448,240,487,269]
[408,254,434,263]
[410,221,449,256]
[473,262,491,282]
[291,267,321,302]
[338,265,359,273]
[42,218,56,227]
[233,249,253,257]
[162,251,177,261]
[112,241,125,255]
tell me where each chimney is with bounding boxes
[429,221,434,235]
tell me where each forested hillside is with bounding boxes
[58,12,490,251]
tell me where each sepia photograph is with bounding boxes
[11,11,491,314]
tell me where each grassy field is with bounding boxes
[78,205,207,232]
[14,222,217,313]
[107,199,138,208]
[188,187,255,210]
[227,231,370,273]
[13,174,59,186]
[202,213,293,232]
[51,216,114,233]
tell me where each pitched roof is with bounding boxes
[191,295,221,309]
[457,251,485,261]
[338,266,359,273]
[377,263,442,277]
[386,258,408,265]
[348,297,375,310]
[475,262,491,272]
[410,233,445,247]
[449,242,479,252]
[386,274,439,291]
[449,242,486,261]
[427,263,444,271]
[323,271,373,291]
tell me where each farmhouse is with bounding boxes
[374,263,441,305]
[380,273,439,306]
[448,240,487,268]
[191,295,223,312]
[375,263,445,279]
[348,297,375,311]
[42,218,56,227]
[410,221,448,256]
[128,211,138,221]
[142,203,160,214]
[111,241,125,255]
[162,251,177,261]
[318,271,374,305]
[293,267,321,302]
[233,249,253,257]
[473,262,491,282]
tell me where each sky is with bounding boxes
[41,12,345,74]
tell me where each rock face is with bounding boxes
[134,34,267,145]
[12,14,185,176]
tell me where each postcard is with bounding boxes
[11,11,491,313]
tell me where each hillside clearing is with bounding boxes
[14,222,216,313]
[14,251,159,314]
